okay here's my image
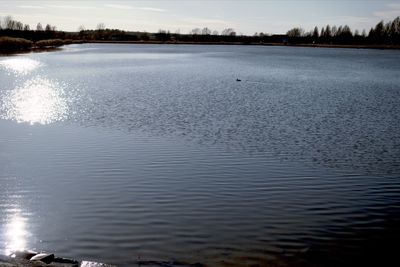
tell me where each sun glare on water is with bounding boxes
[5,212,29,255]
[1,77,69,125]
[0,58,42,75]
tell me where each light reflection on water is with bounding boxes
[4,211,29,255]
[0,58,42,75]
[0,77,69,125]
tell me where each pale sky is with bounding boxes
[1,0,399,34]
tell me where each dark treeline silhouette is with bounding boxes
[286,17,400,45]
[0,16,66,41]
[76,30,286,45]
[1,15,400,51]
[0,16,74,51]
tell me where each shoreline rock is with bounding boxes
[0,251,115,267]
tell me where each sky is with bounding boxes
[0,0,399,34]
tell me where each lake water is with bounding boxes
[1,44,400,266]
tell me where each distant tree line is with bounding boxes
[0,15,66,41]
[286,17,400,45]
[1,15,400,47]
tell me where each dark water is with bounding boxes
[0,44,400,266]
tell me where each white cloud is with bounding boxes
[45,4,101,10]
[17,5,44,9]
[138,7,165,12]
[323,15,370,25]
[373,3,400,20]
[388,3,400,9]
[105,4,134,9]
[180,16,234,27]
[105,4,165,12]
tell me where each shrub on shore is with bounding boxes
[35,39,64,48]
[0,36,33,50]
[0,37,81,53]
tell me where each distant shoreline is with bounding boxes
[2,40,400,55]
[88,40,400,50]
[1,15,399,54]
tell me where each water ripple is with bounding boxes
[1,45,400,267]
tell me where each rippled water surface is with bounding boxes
[1,44,400,266]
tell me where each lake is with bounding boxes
[1,44,400,266]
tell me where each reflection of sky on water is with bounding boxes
[0,58,42,75]
[1,77,69,125]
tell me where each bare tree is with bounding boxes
[36,22,43,31]
[287,27,304,37]
[221,28,236,36]
[3,15,13,29]
[78,25,86,32]
[212,30,219,35]
[15,21,23,30]
[23,24,30,31]
[96,23,105,30]
[304,30,312,38]
[191,28,201,35]
[202,27,211,35]
[342,25,353,37]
